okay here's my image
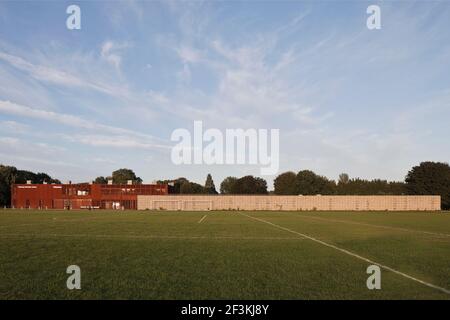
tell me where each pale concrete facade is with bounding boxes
[137,195,441,211]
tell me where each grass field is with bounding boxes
[0,210,449,300]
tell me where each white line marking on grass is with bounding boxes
[0,215,117,229]
[0,233,301,241]
[198,215,207,223]
[239,212,450,296]
[294,214,450,238]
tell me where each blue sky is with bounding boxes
[0,0,449,188]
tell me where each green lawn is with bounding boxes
[0,210,449,299]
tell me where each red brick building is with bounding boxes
[11,182,168,210]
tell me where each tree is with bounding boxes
[204,174,218,194]
[13,170,34,183]
[180,181,193,194]
[387,181,406,195]
[338,173,349,184]
[35,172,60,184]
[0,165,60,207]
[94,176,108,184]
[336,178,405,195]
[157,177,189,194]
[405,161,450,209]
[296,170,336,195]
[0,165,18,207]
[220,177,238,194]
[233,175,268,194]
[274,171,297,195]
[180,181,205,194]
[112,168,142,184]
[12,170,60,184]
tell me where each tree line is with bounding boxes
[158,175,267,195]
[272,162,450,209]
[1,161,449,209]
[151,161,450,209]
[273,171,406,196]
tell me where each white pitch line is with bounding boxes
[239,212,450,296]
[294,214,450,238]
[198,215,207,224]
[0,233,302,241]
[0,215,120,229]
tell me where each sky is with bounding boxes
[0,0,449,189]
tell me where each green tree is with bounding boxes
[233,175,268,194]
[204,174,218,194]
[35,172,60,184]
[0,165,60,207]
[180,181,205,194]
[338,173,350,185]
[0,165,18,207]
[296,170,336,195]
[112,168,142,184]
[274,171,297,195]
[157,177,189,194]
[387,181,406,195]
[405,161,450,209]
[13,170,60,184]
[220,177,238,194]
[336,178,406,195]
[93,176,108,184]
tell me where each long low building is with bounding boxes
[137,195,441,211]
[11,182,168,210]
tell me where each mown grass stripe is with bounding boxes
[0,233,302,241]
[240,212,450,296]
[294,213,450,238]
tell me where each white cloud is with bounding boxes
[0,100,90,128]
[0,51,85,86]
[0,136,66,156]
[62,134,169,150]
[146,90,169,104]
[0,100,168,146]
[0,50,128,98]
[176,45,201,63]
[104,0,145,28]
[0,120,29,134]
[100,40,129,71]
[90,157,117,164]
